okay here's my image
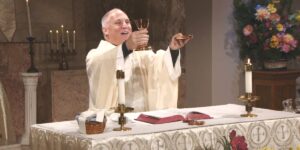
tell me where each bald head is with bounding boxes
[101,8,132,45]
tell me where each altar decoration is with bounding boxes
[233,0,300,69]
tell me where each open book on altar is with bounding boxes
[135,109,213,124]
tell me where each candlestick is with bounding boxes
[61,25,64,43]
[25,0,32,36]
[49,30,53,49]
[245,58,252,93]
[66,30,70,49]
[73,30,76,50]
[56,30,59,50]
[116,70,125,104]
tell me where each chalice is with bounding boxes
[133,18,151,50]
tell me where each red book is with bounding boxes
[135,111,212,124]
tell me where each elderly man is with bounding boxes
[86,8,190,112]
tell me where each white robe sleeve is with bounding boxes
[147,48,181,111]
[163,47,181,80]
[86,40,122,110]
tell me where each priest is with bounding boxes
[86,8,191,112]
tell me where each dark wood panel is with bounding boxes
[253,70,300,110]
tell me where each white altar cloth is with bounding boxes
[31,104,300,150]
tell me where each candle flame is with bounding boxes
[61,25,64,28]
[66,30,69,33]
[50,30,52,33]
[26,0,28,3]
[247,58,251,65]
[73,30,76,33]
[56,30,59,33]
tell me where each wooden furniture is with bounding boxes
[253,70,300,110]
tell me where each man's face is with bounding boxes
[103,10,132,45]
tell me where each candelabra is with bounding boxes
[49,25,76,70]
[113,104,134,131]
[26,36,38,72]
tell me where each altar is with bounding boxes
[31,104,300,150]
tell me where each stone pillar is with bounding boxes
[20,72,41,145]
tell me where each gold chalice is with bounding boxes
[134,18,151,50]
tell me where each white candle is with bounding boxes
[25,0,32,36]
[56,30,59,50]
[66,30,70,49]
[61,25,64,43]
[118,78,125,104]
[73,30,76,50]
[245,58,252,93]
[49,30,53,49]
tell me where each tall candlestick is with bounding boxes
[49,30,53,49]
[116,70,125,104]
[61,25,64,43]
[66,30,70,49]
[245,58,252,93]
[56,30,59,50]
[73,30,76,50]
[25,0,32,36]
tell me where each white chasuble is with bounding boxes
[86,40,181,112]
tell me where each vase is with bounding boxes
[263,59,288,70]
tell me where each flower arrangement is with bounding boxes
[233,0,300,68]
[219,130,248,150]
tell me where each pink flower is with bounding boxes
[269,13,281,22]
[230,130,236,140]
[230,136,248,150]
[243,25,253,36]
[281,44,291,53]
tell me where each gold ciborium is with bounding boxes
[113,104,134,131]
[133,18,151,50]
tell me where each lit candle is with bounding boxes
[66,30,70,49]
[25,0,32,36]
[61,25,64,43]
[73,30,76,50]
[49,30,53,49]
[116,70,125,104]
[245,58,252,93]
[56,30,59,50]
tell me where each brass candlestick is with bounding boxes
[239,93,259,117]
[239,58,259,117]
[113,104,133,131]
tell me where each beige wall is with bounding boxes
[185,0,244,107]
[212,0,243,105]
[185,0,212,107]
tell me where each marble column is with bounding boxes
[20,72,41,145]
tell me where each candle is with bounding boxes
[116,70,125,104]
[61,25,64,43]
[56,30,59,50]
[245,58,252,93]
[66,30,70,49]
[73,30,76,50]
[49,30,53,49]
[25,0,32,36]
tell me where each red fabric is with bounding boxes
[135,111,213,124]
[135,114,184,124]
[184,111,213,122]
